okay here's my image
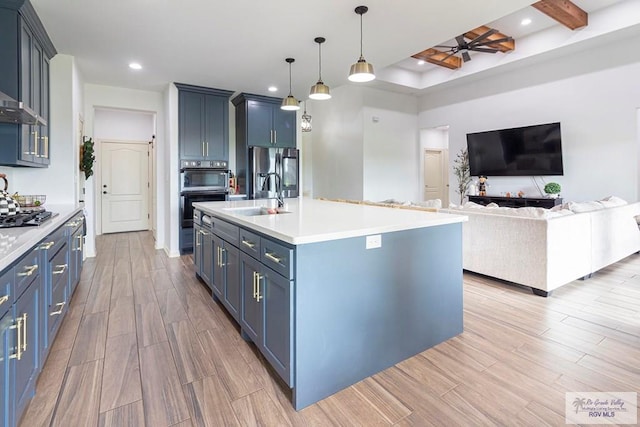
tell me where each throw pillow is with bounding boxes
[566,201,605,213]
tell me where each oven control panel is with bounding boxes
[181,160,228,169]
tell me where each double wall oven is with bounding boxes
[180,160,229,253]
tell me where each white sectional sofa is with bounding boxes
[441,199,640,296]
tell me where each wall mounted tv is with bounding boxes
[466,122,564,176]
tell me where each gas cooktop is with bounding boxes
[0,210,58,228]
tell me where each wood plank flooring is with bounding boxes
[19,231,640,426]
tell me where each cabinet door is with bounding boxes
[273,108,296,148]
[179,91,205,159]
[261,267,292,385]
[204,95,227,160]
[0,310,12,427]
[37,56,50,165]
[201,228,214,290]
[193,225,202,277]
[12,277,40,425]
[19,24,36,164]
[211,235,224,298]
[223,243,240,320]
[246,100,273,147]
[240,253,261,342]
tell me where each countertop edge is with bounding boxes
[0,204,84,271]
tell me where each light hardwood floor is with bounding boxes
[19,231,640,426]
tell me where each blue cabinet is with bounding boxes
[11,265,41,427]
[176,83,233,161]
[0,1,55,167]
[67,213,85,296]
[232,93,296,148]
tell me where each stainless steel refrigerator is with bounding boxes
[247,146,299,200]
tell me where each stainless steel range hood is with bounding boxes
[0,91,47,126]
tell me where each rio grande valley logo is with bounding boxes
[566,392,637,424]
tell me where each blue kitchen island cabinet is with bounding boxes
[193,198,466,410]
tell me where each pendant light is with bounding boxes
[348,5,375,82]
[301,101,312,132]
[309,37,331,100]
[281,58,300,111]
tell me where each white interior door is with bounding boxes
[101,141,149,233]
[424,149,447,204]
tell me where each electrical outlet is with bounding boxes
[366,234,382,249]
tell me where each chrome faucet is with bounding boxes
[261,172,284,207]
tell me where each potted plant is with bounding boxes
[80,137,95,179]
[544,182,561,198]
[453,148,472,204]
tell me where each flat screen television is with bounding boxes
[466,122,563,176]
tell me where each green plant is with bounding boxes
[544,182,561,194]
[453,148,472,204]
[80,137,95,179]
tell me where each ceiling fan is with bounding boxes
[433,28,513,63]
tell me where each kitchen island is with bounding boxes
[192,197,466,410]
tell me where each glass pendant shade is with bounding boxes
[348,6,375,83]
[309,37,331,100]
[281,58,300,111]
[301,112,312,132]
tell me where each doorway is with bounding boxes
[101,140,150,233]
[423,149,448,205]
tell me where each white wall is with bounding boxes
[419,36,640,204]
[13,55,83,208]
[311,86,419,201]
[83,83,166,256]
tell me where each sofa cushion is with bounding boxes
[599,195,628,208]
[558,201,605,213]
[448,203,573,218]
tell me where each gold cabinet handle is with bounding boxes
[53,264,68,275]
[40,241,55,250]
[66,220,79,227]
[0,295,8,306]
[50,301,65,316]
[22,313,27,352]
[17,264,38,277]
[202,141,205,157]
[43,135,49,158]
[264,252,283,264]
[273,130,277,144]
[74,235,83,251]
[206,142,209,157]
[242,239,256,249]
[252,271,257,299]
[256,273,263,302]
[33,130,39,156]
[217,247,226,267]
[10,317,23,360]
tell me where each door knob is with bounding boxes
[103,191,107,194]
[103,184,107,188]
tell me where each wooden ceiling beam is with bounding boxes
[412,48,461,70]
[464,26,515,52]
[532,0,588,30]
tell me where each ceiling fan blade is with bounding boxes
[462,51,471,62]
[468,28,497,45]
[455,35,466,46]
[470,47,499,53]
[472,36,513,47]
[440,51,457,62]
[434,45,455,49]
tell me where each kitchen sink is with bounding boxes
[225,207,291,216]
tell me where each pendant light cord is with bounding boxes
[359,13,364,57]
[288,62,293,96]
[318,43,323,81]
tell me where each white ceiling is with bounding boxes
[30,0,635,99]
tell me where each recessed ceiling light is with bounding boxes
[521,18,532,26]
[129,62,142,70]
[268,86,278,92]
[417,60,425,65]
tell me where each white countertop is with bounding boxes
[193,198,466,245]
[0,204,84,271]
